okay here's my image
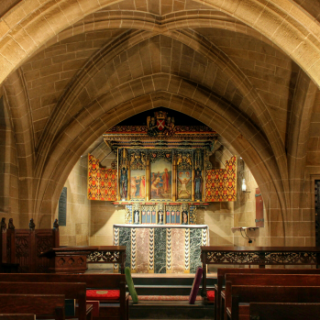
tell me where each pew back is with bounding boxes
[0,273,124,288]
[250,302,320,320]
[0,315,35,320]
[214,268,320,320]
[0,282,86,320]
[225,273,320,309]
[0,273,127,320]
[0,294,65,320]
[231,286,320,320]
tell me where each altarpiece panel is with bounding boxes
[88,110,237,208]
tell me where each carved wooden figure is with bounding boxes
[29,219,35,231]
[1,218,6,230]
[53,219,59,229]
[8,218,15,230]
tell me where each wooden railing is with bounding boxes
[42,246,126,274]
[0,219,126,274]
[201,246,320,295]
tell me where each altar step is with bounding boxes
[132,275,216,296]
[129,300,214,319]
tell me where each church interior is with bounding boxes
[1,0,320,319]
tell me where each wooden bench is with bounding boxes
[0,315,35,320]
[249,302,320,320]
[128,300,212,320]
[230,285,320,320]
[224,274,320,320]
[0,273,127,320]
[0,294,65,320]
[213,268,320,320]
[0,281,91,320]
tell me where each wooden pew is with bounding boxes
[249,302,320,320]
[230,286,320,320]
[213,268,320,320]
[224,274,320,320]
[0,315,35,320]
[0,273,127,320]
[0,282,90,320]
[0,294,65,320]
[201,246,320,299]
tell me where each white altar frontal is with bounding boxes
[113,224,209,274]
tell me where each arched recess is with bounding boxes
[33,81,286,239]
[1,0,320,88]
[32,30,289,214]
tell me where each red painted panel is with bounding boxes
[255,187,264,227]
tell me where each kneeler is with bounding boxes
[206,290,215,302]
[86,285,122,316]
[189,267,203,304]
[125,267,139,303]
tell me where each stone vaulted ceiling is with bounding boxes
[1,0,320,237]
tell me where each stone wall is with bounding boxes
[90,201,126,246]
[58,156,91,246]
[234,159,265,246]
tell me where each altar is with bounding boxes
[113,224,208,274]
[87,110,237,274]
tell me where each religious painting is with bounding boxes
[182,210,189,225]
[130,169,146,199]
[119,167,128,200]
[177,170,192,200]
[194,169,203,201]
[150,158,172,200]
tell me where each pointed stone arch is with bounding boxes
[33,79,286,236]
[1,0,320,88]
[32,31,288,211]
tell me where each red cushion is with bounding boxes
[86,290,120,300]
[206,290,215,301]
